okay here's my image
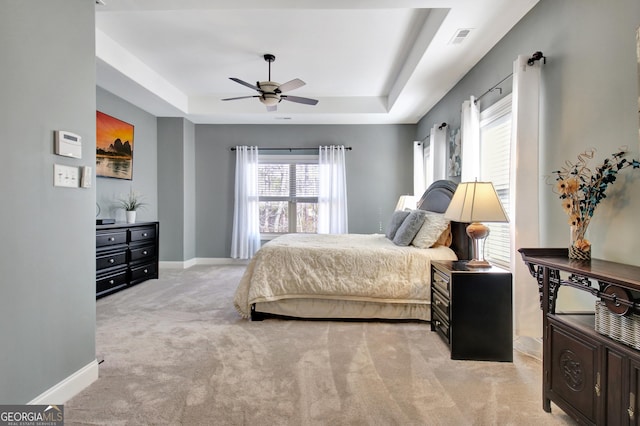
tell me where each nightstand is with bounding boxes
[431,260,513,362]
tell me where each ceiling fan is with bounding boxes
[222,54,319,111]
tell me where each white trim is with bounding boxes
[159,259,197,269]
[159,258,249,269]
[28,359,99,405]
[196,257,249,266]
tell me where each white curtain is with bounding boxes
[413,141,426,197]
[460,96,480,181]
[231,146,261,259]
[510,55,542,338]
[318,145,348,234]
[426,125,447,188]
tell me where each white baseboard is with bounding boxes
[195,257,249,266]
[159,259,197,269]
[159,258,248,269]
[28,359,99,404]
[513,336,542,361]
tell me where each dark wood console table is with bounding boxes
[519,248,640,425]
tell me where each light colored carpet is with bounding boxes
[65,265,576,425]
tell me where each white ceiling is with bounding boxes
[95,0,539,125]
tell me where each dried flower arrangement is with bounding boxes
[551,148,639,259]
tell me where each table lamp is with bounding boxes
[444,181,509,267]
[395,195,417,211]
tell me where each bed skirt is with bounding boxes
[253,298,431,322]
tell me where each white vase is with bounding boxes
[126,210,136,224]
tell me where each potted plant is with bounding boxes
[117,188,146,223]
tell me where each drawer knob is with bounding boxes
[435,300,441,306]
[143,269,148,274]
[142,233,148,237]
[434,320,441,327]
[109,279,114,285]
[142,250,148,255]
[108,237,115,242]
[109,258,115,264]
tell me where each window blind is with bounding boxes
[480,95,512,269]
[258,155,319,233]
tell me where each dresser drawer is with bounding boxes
[130,226,156,243]
[432,267,450,297]
[129,244,155,263]
[96,270,128,296]
[432,289,450,322]
[96,231,127,248]
[96,250,127,271]
[432,310,450,343]
[130,262,157,283]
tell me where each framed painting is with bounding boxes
[96,111,134,180]
[448,127,461,177]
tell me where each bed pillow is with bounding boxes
[393,210,427,246]
[385,210,411,240]
[411,212,451,249]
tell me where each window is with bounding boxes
[479,95,512,269]
[258,155,319,234]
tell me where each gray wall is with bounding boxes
[419,0,640,265]
[96,87,158,223]
[0,0,96,403]
[195,124,415,258]
[157,117,196,262]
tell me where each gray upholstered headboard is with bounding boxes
[417,180,471,261]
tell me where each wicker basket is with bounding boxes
[594,301,640,350]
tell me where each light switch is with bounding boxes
[53,164,79,188]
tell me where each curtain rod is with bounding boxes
[475,73,513,103]
[475,51,546,103]
[230,146,352,151]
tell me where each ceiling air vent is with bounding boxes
[450,28,472,45]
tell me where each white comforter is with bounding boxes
[233,233,457,319]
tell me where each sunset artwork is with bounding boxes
[96,111,134,180]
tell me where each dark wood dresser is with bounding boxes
[519,248,640,425]
[431,260,513,362]
[96,222,159,298]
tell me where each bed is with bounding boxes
[233,180,471,322]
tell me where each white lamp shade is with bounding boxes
[395,195,417,211]
[444,181,509,223]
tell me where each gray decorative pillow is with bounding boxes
[393,210,427,246]
[385,210,411,240]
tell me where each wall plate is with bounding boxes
[53,164,79,188]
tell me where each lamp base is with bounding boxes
[466,222,491,268]
[466,259,492,268]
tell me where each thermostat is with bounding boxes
[55,130,82,159]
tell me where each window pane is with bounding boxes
[259,164,289,196]
[296,202,318,233]
[258,156,319,233]
[295,164,319,197]
[259,201,288,233]
[480,95,512,269]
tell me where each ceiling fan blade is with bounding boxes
[229,77,261,92]
[277,78,306,93]
[221,95,259,101]
[281,95,318,106]
[266,104,278,112]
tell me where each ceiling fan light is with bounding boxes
[260,94,280,106]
